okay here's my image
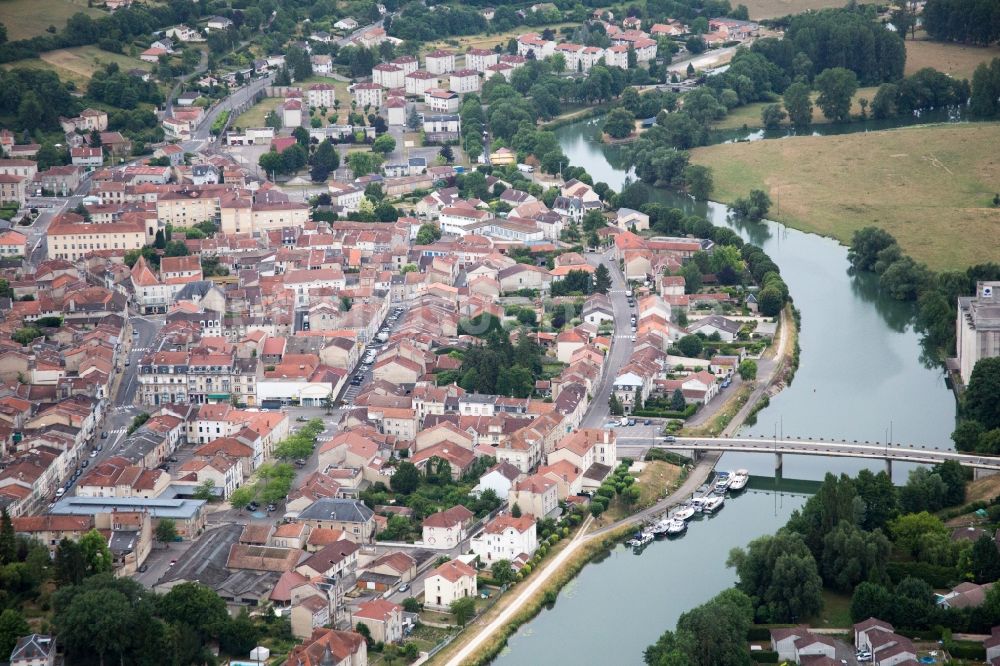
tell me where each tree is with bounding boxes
[416,223,441,245]
[54,538,87,586]
[403,597,422,613]
[265,109,281,130]
[372,133,396,155]
[899,467,948,514]
[450,597,476,626]
[229,485,256,510]
[738,359,757,381]
[390,462,420,494]
[645,588,754,666]
[511,502,522,518]
[407,106,421,131]
[491,559,515,585]
[814,67,859,122]
[603,107,635,139]
[0,609,29,657]
[850,581,892,623]
[853,469,898,531]
[682,164,713,200]
[820,521,891,592]
[965,358,1000,430]
[309,139,340,182]
[155,519,177,544]
[0,507,14,564]
[159,581,229,640]
[731,190,771,221]
[848,227,899,273]
[219,610,259,656]
[934,460,966,507]
[193,479,215,501]
[439,144,454,163]
[727,531,823,622]
[761,103,786,129]
[79,528,112,575]
[676,335,703,358]
[971,533,1000,583]
[889,511,947,556]
[594,264,611,294]
[55,587,133,664]
[670,388,686,411]
[783,82,813,129]
[348,151,382,178]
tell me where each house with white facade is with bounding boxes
[425,49,456,74]
[421,505,474,549]
[470,514,537,563]
[424,559,477,610]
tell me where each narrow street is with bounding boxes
[581,248,632,429]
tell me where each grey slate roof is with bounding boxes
[298,498,375,523]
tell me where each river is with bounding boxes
[491,117,958,665]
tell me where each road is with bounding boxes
[581,248,632,429]
[666,44,740,75]
[336,19,384,48]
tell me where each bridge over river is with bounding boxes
[616,435,998,476]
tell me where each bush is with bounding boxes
[632,404,698,419]
[752,651,779,663]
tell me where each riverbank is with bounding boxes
[690,122,1000,271]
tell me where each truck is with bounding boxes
[517,164,534,173]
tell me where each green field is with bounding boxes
[0,0,105,40]
[233,97,282,129]
[4,45,152,88]
[712,86,880,131]
[690,122,1000,271]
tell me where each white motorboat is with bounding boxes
[729,469,750,492]
[702,496,725,514]
[672,504,696,521]
[665,518,687,535]
[689,497,706,513]
[714,472,731,493]
[649,520,670,536]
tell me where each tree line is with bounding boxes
[846,226,1000,365]
[923,0,1000,45]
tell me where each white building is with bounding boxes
[391,55,419,75]
[372,63,405,90]
[449,69,480,94]
[421,505,473,549]
[282,99,303,128]
[306,84,336,109]
[352,82,384,109]
[957,282,1000,384]
[425,49,456,75]
[424,559,477,610]
[385,97,406,126]
[470,514,537,563]
[424,89,460,113]
[405,70,437,96]
[465,48,499,72]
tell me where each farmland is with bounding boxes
[690,122,1000,270]
[0,0,104,41]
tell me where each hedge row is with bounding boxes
[752,650,779,663]
[633,404,698,419]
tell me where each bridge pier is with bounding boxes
[885,458,892,480]
[775,452,783,473]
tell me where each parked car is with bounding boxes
[294,459,307,467]
[266,503,277,512]
[90,450,98,458]
[398,583,410,593]
[643,419,651,426]
[101,431,108,439]
[627,419,635,426]
[246,501,259,511]
[167,456,178,463]
[138,564,149,573]
[81,460,89,468]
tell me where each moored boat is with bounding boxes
[729,469,750,492]
[702,496,725,513]
[665,518,687,535]
[672,504,695,521]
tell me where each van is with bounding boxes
[517,164,534,173]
